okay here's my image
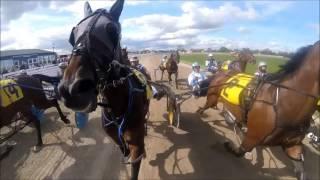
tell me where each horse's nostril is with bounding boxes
[70,80,95,95]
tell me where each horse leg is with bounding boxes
[168,72,172,85]
[160,70,164,81]
[224,128,260,157]
[175,72,178,89]
[50,99,70,124]
[0,145,14,161]
[35,96,70,124]
[283,145,306,180]
[25,111,43,152]
[129,143,144,180]
[127,127,145,180]
[104,126,130,157]
[196,93,219,114]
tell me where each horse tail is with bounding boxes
[31,74,60,86]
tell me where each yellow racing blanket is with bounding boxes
[220,73,253,105]
[131,69,152,100]
[0,79,24,107]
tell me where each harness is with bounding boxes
[69,9,147,163]
[101,74,144,156]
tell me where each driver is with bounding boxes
[188,62,207,97]
[205,53,218,73]
[160,55,168,68]
[130,56,164,100]
[221,60,231,71]
[254,61,268,78]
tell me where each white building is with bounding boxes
[0,49,57,73]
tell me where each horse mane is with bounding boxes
[265,45,313,81]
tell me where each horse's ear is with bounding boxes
[84,1,92,18]
[69,27,75,47]
[109,0,124,22]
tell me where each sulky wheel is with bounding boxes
[167,99,181,128]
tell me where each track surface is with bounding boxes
[1,54,319,180]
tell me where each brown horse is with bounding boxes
[159,51,180,88]
[58,1,149,179]
[0,74,70,153]
[211,42,319,180]
[197,50,256,114]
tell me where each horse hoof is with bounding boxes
[32,145,42,152]
[296,172,306,180]
[0,145,14,160]
[223,141,233,152]
[196,108,204,115]
[62,118,71,124]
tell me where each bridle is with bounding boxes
[69,9,123,91]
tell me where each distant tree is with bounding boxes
[206,48,213,52]
[241,48,252,53]
[219,46,230,52]
[252,49,259,54]
[260,48,274,55]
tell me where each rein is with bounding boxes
[100,72,145,164]
[266,81,319,100]
[2,81,58,99]
[0,118,33,144]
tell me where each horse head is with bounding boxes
[237,50,256,64]
[229,50,256,72]
[58,0,124,112]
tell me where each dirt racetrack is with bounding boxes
[1,54,319,180]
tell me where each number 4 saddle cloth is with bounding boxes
[220,73,255,106]
[221,73,320,107]
[0,79,24,107]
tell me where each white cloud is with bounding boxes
[126,1,150,6]
[246,1,294,17]
[122,2,260,50]
[308,23,320,34]
[237,26,251,34]
[1,7,74,52]
[0,1,310,53]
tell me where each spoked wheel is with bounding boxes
[174,103,181,128]
[167,101,181,128]
[144,111,150,136]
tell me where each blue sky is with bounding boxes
[1,0,319,54]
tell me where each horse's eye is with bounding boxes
[106,23,119,45]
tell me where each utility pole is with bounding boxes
[52,43,55,53]
[52,43,55,64]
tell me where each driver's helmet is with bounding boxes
[208,53,213,58]
[192,62,200,69]
[130,56,139,62]
[58,62,67,69]
[19,69,27,75]
[163,55,167,59]
[258,61,267,67]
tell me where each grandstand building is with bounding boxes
[0,49,57,73]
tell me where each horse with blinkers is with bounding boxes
[58,1,149,179]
